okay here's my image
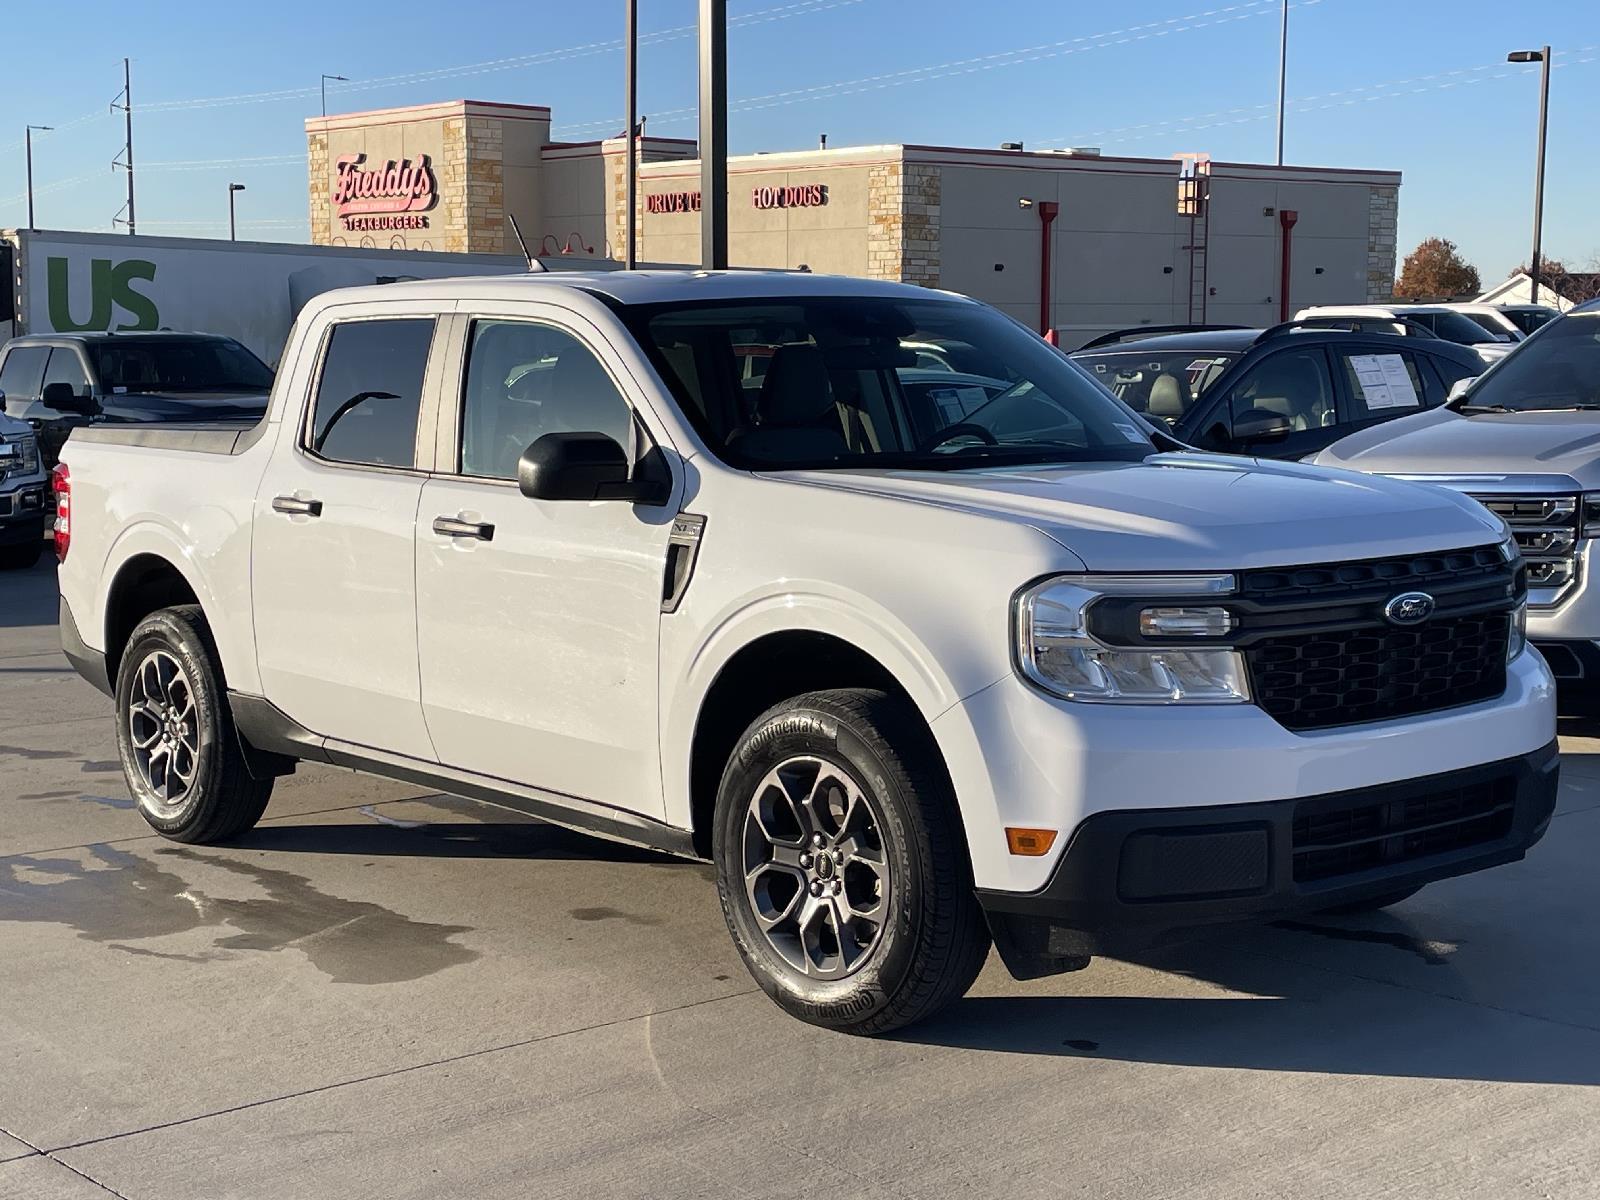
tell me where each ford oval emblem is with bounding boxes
[1384,591,1436,626]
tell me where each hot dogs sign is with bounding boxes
[332,154,438,232]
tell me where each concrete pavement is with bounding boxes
[2,557,1598,1199]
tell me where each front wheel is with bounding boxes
[114,605,273,843]
[713,689,990,1034]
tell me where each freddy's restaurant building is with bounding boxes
[307,99,1401,347]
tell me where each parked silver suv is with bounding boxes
[1312,302,1600,689]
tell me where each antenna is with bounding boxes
[111,57,136,235]
[507,213,545,272]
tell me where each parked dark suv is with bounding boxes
[1070,322,1486,460]
[0,332,272,468]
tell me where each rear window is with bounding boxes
[307,319,436,469]
[1422,311,1509,345]
[1073,350,1238,419]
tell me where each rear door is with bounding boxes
[1327,345,1429,438]
[251,308,447,758]
[1211,345,1344,459]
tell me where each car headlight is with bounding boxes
[1014,574,1250,703]
[1508,599,1526,662]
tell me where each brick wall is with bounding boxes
[307,132,329,241]
[1366,185,1399,301]
[461,116,505,254]
[866,155,942,285]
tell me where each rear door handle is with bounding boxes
[272,495,323,517]
[432,515,495,542]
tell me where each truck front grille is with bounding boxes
[1292,774,1515,883]
[1467,493,1579,602]
[1236,546,1518,732]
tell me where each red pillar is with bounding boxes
[1038,201,1060,336]
[1278,209,1299,322]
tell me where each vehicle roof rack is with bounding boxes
[1077,324,1250,351]
[1254,316,1439,344]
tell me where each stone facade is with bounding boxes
[1366,185,1399,301]
[866,156,943,287]
[461,116,505,254]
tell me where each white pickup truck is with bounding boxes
[56,270,1558,1033]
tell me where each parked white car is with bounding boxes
[1296,304,1516,366]
[0,395,48,570]
[56,271,1557,1032]
[1312,301,1600,692]
[1444,302,1562,341]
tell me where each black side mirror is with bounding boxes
[1232,410,1293,444]
[42,382,97,416]
[518,431,668,505]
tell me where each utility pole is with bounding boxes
[228,183,246,241]
[1275,0,1288,165]
[698,0,728,270]
[1507,46,1551,306]
[25,125,53,231]
[112,57,136,235]
[624,0,638,269]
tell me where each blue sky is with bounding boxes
[2,0,1595,282]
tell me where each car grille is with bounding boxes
[1236,545,1518,732]
[1292,774,1515,883]
[1465,494,1578,603]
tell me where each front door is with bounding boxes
[1217,345,1344,460]
[252,314,441,758]
[414,314,677,818]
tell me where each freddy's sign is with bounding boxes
[333,154,438,231]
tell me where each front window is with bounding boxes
[1075,350,1238,422]
[89,338,275,393]
[1460,312,1522,340]
[625,297,1156,470]
[1420,311,1511,345]
[1455,314,1600,413]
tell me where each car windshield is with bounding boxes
[1506,307,1560,335]
[624,297,1156,470]
[1071,349,1238,422]
[1423,311,1510,345]
[1455,314,1600,412]
[89,339,274,393]
[1460,312,1522,340]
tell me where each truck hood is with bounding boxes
[1314,408,1600,488]
[783,453,1502,571]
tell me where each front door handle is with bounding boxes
[272,495,323,517]
[432,515,495,542]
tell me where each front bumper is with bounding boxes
[0,483,48,545]
[976,738,1558,955]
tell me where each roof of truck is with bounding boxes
[5,331,240,344]
[321,269,966,308]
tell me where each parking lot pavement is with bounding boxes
[3,559,1599,1200]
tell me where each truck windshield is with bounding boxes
[625,297,1156,470]
[1072,350,1239,422]
[89,339,274,394]
[1455,314,1600,412]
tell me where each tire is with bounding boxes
[1318,885,1423,915]
[114,605,273,843]
[713,688,990,1035]
[0,537,44,571]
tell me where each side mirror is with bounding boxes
[518,431,668,505]
[42,382,97,416]
[1233,410,1293,444]
[1447,376,1479,403]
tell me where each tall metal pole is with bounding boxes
[1531,45,1550,307]
[123,57,136,235]
[25,126,54,231]
[321,74,348,118]
[624,0,638,269]
[698,0,728,270]
[1275,0,1288,165]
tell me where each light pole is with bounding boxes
[1275,0,1288,165]
[1507,47,1551,306]
[228,183,246,241]
[25,124,53,231]
[321,74,348,118]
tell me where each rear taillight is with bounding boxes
[51,463,71,563]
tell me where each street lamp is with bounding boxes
[24,124,53,231]
[321,73,349,118]
[1507,47,1551,306]
[228,183,246,241]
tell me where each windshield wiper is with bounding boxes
[1457,404,1519,414]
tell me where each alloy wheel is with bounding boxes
[741,756,891,980]
[127,650,200,814]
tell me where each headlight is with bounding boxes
[1014,575,1250,703]
[1508,600,1527,662]
[1582,493,1600,536]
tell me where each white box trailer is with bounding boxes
[0,229,605,365]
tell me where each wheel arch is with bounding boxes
[101,548,219,689]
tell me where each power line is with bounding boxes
[553,0,1302,136]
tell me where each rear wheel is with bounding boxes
[115,606,273,843]
[713,688,990,1035]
